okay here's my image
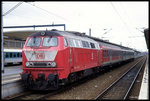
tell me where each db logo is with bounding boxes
[36,53,45,59]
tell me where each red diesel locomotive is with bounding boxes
[21,30,134,90]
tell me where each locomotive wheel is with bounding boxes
[68,73,78,83]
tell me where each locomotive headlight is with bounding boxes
[47,62,51,66]
[26,62,33,67]
[26,62,30,67]
[51,62,56,67]
[29,62,33,66]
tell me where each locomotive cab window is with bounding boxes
[43,37,58,47]
[26,37,41,47]
[64,38,68,47]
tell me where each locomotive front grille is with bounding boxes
[34,62,47,67]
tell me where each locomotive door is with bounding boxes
[69,47,74,71]
[99,45,103,66]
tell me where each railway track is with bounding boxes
[4,73,98,100]
[95,57,147,100]
[3,57,146,100]
[3,89,63,100]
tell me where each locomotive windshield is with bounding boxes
[26,37,41,47]
[43,37,58,47]
[26,37,58,47]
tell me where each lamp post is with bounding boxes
[1,2,4,73]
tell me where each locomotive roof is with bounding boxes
[29,30,98,43]
[29,29,134,51]
[29,30,62,37]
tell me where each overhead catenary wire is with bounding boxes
[110,2,132,35]
[25,2,69,23]
[119,3,134,28]
[3,2,23,16]
[128,35,144,38]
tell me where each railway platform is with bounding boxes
[138,55,149,100]
[1,65,24,98]
[2,65,22,76]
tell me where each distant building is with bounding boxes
[144,28,149,49]
[3,30,37,49]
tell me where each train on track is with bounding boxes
[21,29,136,90]
[4,49,22,65]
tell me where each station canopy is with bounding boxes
[4,30,39,41]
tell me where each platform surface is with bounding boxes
[1,65,22,77]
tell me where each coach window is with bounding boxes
[112,50,114,56]
[14,53,16,58]
[20,53,22,57]
[103,50,105,57]
[6,53,9,58]
[106,50,108,57]
[17,53,20,57]
[10,53,12,58]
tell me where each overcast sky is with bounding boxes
[2,1,148,52]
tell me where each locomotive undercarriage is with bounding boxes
[21,67,101,90]
[21,73,59,90]
[21,66,115,90]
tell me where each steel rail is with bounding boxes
[94,57,146,100]
[123,57,147,99]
